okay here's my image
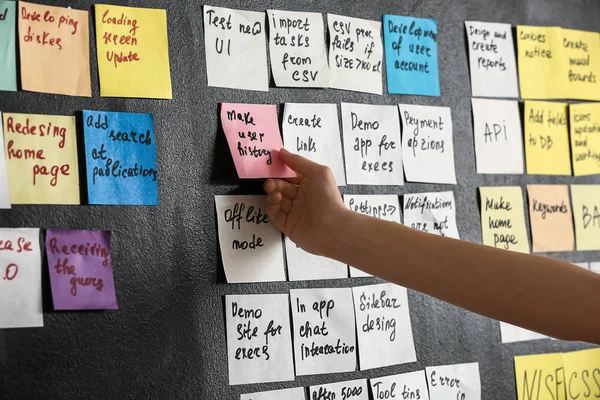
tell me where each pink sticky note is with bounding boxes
[221,103,295,178]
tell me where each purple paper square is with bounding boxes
[46,229,118,310]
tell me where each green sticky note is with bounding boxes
[0,0,17,91]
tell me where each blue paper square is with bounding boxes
[83,110,158,205]
[383,15,440,96]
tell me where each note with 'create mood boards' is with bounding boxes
[426,363,481,400]
[204,5,268,92]
[370,370,430,400]
[562,28,600,100]
[0,112,10,208]
[226,294,295,385]
[215,195,285,283]
[403,191,460,239]
[311,379,368,400]
[0,0,17,92]
[0,228,43,329]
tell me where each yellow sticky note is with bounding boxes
[94,4,172,99]
[17,1,91,96]
[480,186,530,253]
[515,352,566,400]
[2,113,79,204]
[524,101,571,175]
[563,29,600,101]
[517,26,567,99]
[570,102,600,176]
[563,348,600,400]
[571,185,600,251]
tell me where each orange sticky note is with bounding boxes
[527,185,574,252]
[17,1,91,97]
[220,104,294,179]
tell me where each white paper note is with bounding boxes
[215,195,285,283]
[426,363,481,400]
[283,103,346,185]
[0,228,42,329]
[370,370,430,400]
[0,112,11,208]
[403,191,460,239]
[344,194,401,277]
[464,21,519,98]
[290,288,357,375]
[590,262,600,274]
[500,322,548,344]
[285,237,347,281]
[352,283,416,370]
[342,103,403,185]
[471,98,524,174]
[310,379,368,400]
[574,262,590,270]
[241,387,306,400]
[203,6,269,91]
[267,10,329,88]
[399,104,456,184]
[328,14,383,94]
[226,294,295,385]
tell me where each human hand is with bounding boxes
[263,149,348,257]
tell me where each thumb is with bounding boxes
[279,148,321,177]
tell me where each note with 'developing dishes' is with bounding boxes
[0,228,43,329]
[95,4,172,99]
[18,1,91,97]
[0,0,17,92]
[2,113,80,205]
[570,185,600,251]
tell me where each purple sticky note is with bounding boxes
[45,229,118,310]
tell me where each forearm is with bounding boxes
[326,210,600,344]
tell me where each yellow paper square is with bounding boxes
[480,186,530,253]
[515,352,566,400]
[17,1,91,97]
[563,348,600,400]
[563,29,600,101]
[524,101,571,175]
[571,185,600,251]
[517,26,567,99]
[95,4,172,99]
[527,185,574,252]
[2,113,79,204]
[570,102,600,176]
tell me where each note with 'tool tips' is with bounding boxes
[527,185,574,252]
[471,98,524,174]
[0,0,17,92]
[370,371,430,400]
[311,379,368,400]
[221,103,294,179]
[327,14,383,95]
[341,103,403,185]
[570,185,600,251]
[403,191,460,239]
[267,10,329,88]
[18,1,91,97]
[290,288,357,375]
[46,230,118,310]
[464,21,519,98]
[0,112,10,208]
[204,6,268,92]
[0,228,43,329]
[400,104,456,184]
[241,387,306,400]
[225,294,295,385]
[352,283,416,370]
[344,194,401,278]
[426,363,481,400]
[562,29,600,101]
[215,195,285,283]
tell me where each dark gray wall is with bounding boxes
[0,0,598,399]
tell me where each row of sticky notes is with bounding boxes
[466,21,600,100]
[0,227,117,329]
[480,185,600,253]
[0,110,158,206]
[220,102,456,185]
[472,99,600,176]
[240,363,480,399]
[515,348,600,400]
[204,6,440,96]
[0,1,171,98]
[215,193,459,283]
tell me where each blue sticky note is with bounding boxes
[83,110,158,205]
[383,15,439,96]
[0,0,17,91]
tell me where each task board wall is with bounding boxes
[0,0,598,399]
